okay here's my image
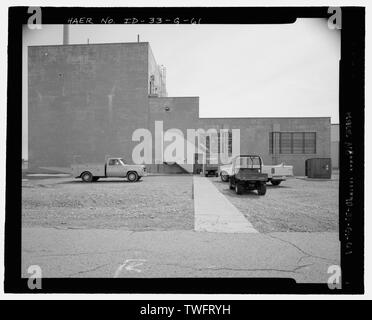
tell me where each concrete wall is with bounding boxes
[148,96,200,132]
[331,124,340,141]
[147,95,330,175]
[29,41,331,176]
[331,141,339,169]
[198,117,331,176]
[331,124,339,168]
[147,96,199,173]
[29,42,150,168]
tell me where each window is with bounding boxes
[217,131,232,155]
[149,75,155,95]
[206,136,210,154]
[108,159,120,166]
[236,156,261,169]
[293,133,304,154]
[280,132,292,154]
[228,131,232,154]
[269,132,316,154]
[304,132,316,154]
[269,132,273,154]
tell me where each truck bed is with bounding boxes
[71,163,105,178]
[262,164,293,179]
[235,169,268,182]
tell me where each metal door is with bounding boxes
[106,159,125,177]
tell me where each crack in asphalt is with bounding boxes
[263,233,339,264]
[45,261,318,278]
[160,263,314,273]
[66,263,111,277]
[292,263,315,272]
[157,262,315,274]
[33,248,153,258]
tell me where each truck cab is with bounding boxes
[202,155,219,177]
[106,158,128,177]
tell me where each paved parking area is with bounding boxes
[212,176,339,233]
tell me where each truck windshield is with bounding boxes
[119,159,125,166]
[235,157,260,169]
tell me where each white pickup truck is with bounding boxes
[71,157,146,182]
[218,161,293,185]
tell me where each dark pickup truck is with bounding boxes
[229,155,268,195]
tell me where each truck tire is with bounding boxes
[257,183,267,195]
[127,171,138,182]
[271,180,281,186]
[221,172,229,182]
[235,184,243,195]
[81,172,93,182]
[229,180,234,190]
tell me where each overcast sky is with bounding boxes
[23,20,340,159]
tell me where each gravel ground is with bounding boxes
[211,176,339,233]
[22,175,194,231]
[22,174,338,233]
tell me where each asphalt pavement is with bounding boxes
[22,175,340,284]
[22,227,339,283]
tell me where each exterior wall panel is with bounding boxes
[29,43,149,168]
[28,42,331,176]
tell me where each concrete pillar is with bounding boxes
[63,25,69,45]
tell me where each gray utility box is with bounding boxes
[305,158,332,179]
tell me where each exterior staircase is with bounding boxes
[163,161,193,174]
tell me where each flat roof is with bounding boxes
[149,96,199,99]
[28,41,149,48]
[199,116,331,120]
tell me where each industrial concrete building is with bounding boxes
[28,42,331,176]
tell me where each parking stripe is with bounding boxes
[193,176,258,233]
